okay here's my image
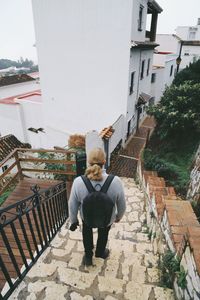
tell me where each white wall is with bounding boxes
[126,48,154,135]
[138,49,154,95]
[131,0,148,42]
[42,126,71,149]
[0,81,40,100]
[17,101,45,148]
[151,54,176,103]
[180,45,200,69]
[151,67,164,104]
[176,27,189,40]
[156,34,180,54]
[163,58,176,87]
[109,114,126,159]
[196,25,200,40]
[0,104,25,142]
[32,0,134,135]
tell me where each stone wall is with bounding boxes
[187,144,200,201]
[137,161,200,300]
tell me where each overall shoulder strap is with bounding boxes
[81,175,95,193]
[101,175,115,193]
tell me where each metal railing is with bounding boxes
[0,181,68,299]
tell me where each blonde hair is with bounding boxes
[85,148,106,181]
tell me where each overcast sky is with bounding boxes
[0,0,200,63]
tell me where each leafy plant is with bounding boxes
[159,250,187,289]
[148,230,152,240]
[173,59,200,86]
[0,185,16,206]
[176,266,187,289]
[38,152,76,181]
[147,82,200,139]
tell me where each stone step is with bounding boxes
[9,176,175,300]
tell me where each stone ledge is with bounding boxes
[138,162,200,275]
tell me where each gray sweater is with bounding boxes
[69,170,126,226]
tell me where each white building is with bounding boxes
[32,0,162,148]
[156,19,200,71]
[151,52,177,103]
[176,19,200,41]
[0,89,45,148]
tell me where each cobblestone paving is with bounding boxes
[10,178,175,300]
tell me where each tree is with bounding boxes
[0,58,35,70]
[148,81,200,139]
[173,59,200,86]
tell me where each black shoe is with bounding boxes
[82,255,93,266]
[95,248,110,259]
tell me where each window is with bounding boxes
[184,50,190,56]
[151,73,156,83]
[170,65,173,77]
[140,60,145,80]
[2,165,8,172]
[149,97,155,106]
[129,72,135,94]
[147,58,150,76]
[138,5,144,31]
[189,32,196,40]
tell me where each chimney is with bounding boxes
[197,18,200,25]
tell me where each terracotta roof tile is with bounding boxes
[100,126,114,140]
[0,135,31,162]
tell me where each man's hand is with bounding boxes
[69,221,79,231]
[115,218,120,223]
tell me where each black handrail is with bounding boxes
[0,182,68,299]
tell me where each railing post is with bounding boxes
[31,185,48,247]
[13,150,23,180]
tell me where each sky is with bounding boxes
[0,0,200,63]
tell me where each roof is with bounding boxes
[0,90,41,105]
[182,40,200,46]
[0,134,31,162]
[157,51,173,54]
[131,41,159,49]
[138,92,153,104]
[100,126,115,140]
[0,74,34,87]
[148,0,163,13]
[28,72,39,79]
[153,65,165,69]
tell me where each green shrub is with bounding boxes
[173,59,200,86]
[143,149,189,196]
[159,250,186,289]
[147,82,200,139]
[176,266,187,289]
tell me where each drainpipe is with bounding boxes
[176,41,183,73]
[136,50,142,132]
[104,138,109,170]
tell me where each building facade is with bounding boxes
[32,0,162,147]
[156,19,200,71]
[151,52,177,103]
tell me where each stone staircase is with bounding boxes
[10,177,175,300]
